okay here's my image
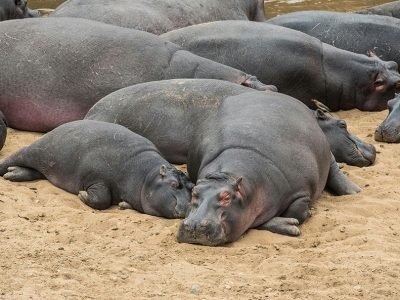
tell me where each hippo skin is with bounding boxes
[0,112,6,151]
[375,94,400,143]
[0,120,194,218]
[357,1,400,18]
[0,18,271,133]
[86,79,376,167]
[0,0,39,21]
[269,11,400,75]
[178,91,360,246]
[51,0,265,34]
[162,21,400,112]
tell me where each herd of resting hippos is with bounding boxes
[1,0,400,246]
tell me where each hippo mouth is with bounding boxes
[176,221,227,246]
[375,125,400,143]
[348,136,376,166]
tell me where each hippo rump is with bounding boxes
[375,94,400,143]
[0,120,194,218]
[0,0,39,21]
[357,1,400,18]
[162,21,400,111]
[85,79,376,167]
[269,11,400,70]
[51,0,265,34]
[177,91,360,246]
[0,18,272,133]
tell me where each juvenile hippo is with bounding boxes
[0,0,39,21]
[357,1,400,18]
[269,11,400,70]
[51,0,265,34]
[0,18,272,133]
[86,79,376,167]
[162,21,400,111]
[0,120,194,218]
[375,94,400,143]
[179,92,360,246]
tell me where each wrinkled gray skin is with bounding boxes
[162,21,400,112]
[269,11,400,78]
[51,0,265,34]
[0,18,272,133]
[0,0,39,21]
[358,1,400,18]
[180,92,360,246]
[0,120,194,218]
[86,79,375,167]
[0,112,7,151]
[375,95,400,143]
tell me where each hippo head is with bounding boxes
[177,173,248,246]
[314,109,376,167]
[375,95,400,143]
[142,165,194,219]
[15,0,39,18]
[355,52,400,111]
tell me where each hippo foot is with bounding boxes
[118,201,133,210]
[3,166,44,182]
[327,154,362,195]
[78,183,112,210]
[257,217,301,236]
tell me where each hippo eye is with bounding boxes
[170,180,179,189]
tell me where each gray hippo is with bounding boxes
[0,0,39,21]
[0,112,7,151]
[357,1,400,18]
[0,120,194,218]
[269,11,400,71]
[0,18,272,133]
[51,0,265,34]
[162,21,400,111]
[85,79,376,167]
[178,91,360,246]
[375,94,400,143]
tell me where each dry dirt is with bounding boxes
[0,109,399,299]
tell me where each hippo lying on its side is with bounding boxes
[375,94,400,143]
[0,120,194,218]
[51,0,265,34]
[0,18,273,133]
[180,92,360,246]
[357,1,400,18]
[269,11,400,71]
[0,112,7,151]
[0,0,39,21]
[85,79,376,167]
[162,21,400,111]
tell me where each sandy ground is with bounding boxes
[0,109,399,299]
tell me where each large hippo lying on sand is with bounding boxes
[0,120,194,218]
[0,0,39,21]
[0,18,272,133]
[269,11,400,71]
[86,79,376,167]
[178,92,360,246]
[51,0,265,34]
[375,94,400,143]
[357,1,400,18]
[162,21,400,111]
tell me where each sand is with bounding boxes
[0,109,399,299]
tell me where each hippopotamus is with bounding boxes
[357,1,400,18]
[177,91,360,246]
[0,120,194,218]
[162,21,400,111]
[269,11,400,71]
[0,18,272,133]
[85,79,376,167]
[0,0,39,21]
[0,112,7,151]
[51,0,265,34]
[375,94,400,143]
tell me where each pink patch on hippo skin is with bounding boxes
[219,191,231,207]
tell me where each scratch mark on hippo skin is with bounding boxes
[311,23,321,32]
[4,33,19,41]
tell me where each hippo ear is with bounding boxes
[315,109,329,120]
[367,50,377,58]
[160,165,167,178]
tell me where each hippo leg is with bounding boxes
[257,217,301,236]
[78,182,111,210]
[3,166,44,181]
[281,197,311,224]
[326,154,361,195]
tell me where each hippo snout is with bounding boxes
[375,125,400,143]
[177,218,227,246]
[357,141,377,166]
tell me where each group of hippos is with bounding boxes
[1,0,400,246]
